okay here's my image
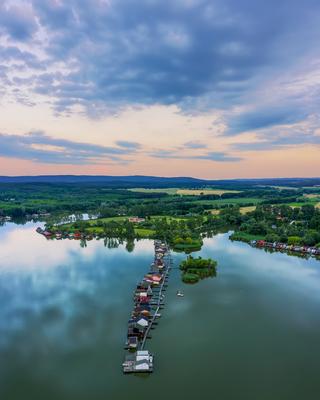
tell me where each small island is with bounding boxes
[172,237,203,253]
[180,255,217,283]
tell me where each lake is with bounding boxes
[1,221,320,400]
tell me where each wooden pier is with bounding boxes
[140,256,171,351]
[122,241,172,373]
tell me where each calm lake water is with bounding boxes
[1,222,320,400]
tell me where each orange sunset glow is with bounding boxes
[0,0,319,178]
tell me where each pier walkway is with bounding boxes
[140,252,172,350]
[122,241,172,373]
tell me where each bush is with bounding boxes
[182,273,199,283]
[180,256,217,284]
[265,233,280,243]
[288,236,301,245]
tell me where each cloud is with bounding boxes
[0,131,137,164]
[231,118,320,152]
[183,141,207,149]
[0,0,319,176]
[0,46,41,69]
[193,151,242,162]
[149,150,177,159]
[150,149,241,162]
[225,104,307,135]
[115,140,142,149]
[1,0,319,117]
[0,3,38,40]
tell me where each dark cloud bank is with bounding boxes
[0,131,139,164]
[0,0,320,161]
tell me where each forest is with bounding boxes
[1,181,320,250]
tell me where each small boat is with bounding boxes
[176,290,184,297]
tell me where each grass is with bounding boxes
[173,242,202,252]
[54,215,187,233]
[210,209,221,215]
[209,205,256,216]
[176,189,241,196]
[82,215,186,225]
[303,194,320,199]
[86,226,104,234]
[87,216,128,224]
[192,197,262,206]
[128,188,178,194]
[230,231,265,242]
[239,206,256,214]
[289,201,319,208]
[289,202,306,208]
[57,216,129,228]
[134,228,155,237]
[128,188,242,196]
[150,215,187,222]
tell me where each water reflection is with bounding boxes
[1,223,320,400]
[0,222,153,351]
[199,234,320,299]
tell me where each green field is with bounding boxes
[128,188,178,194]
[87,215,187,223]
[86,226,104,234]
[289,200,319,208]
[192,197,262,206]
[56,214,187,230]
[176,189,241,196]
[134,228,155,237]
[129,187,242,196]
[87,216,128,224]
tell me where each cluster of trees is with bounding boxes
[53,215,207,250]
[59,219,136,240]
[172,237,203,252]
[235,204,320,246]
[0,181,307,221]
[47,198,320,250]
[180,256,217,283]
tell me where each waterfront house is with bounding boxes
[128,317,148,334]
[133,305,151,317]
[43,230,52,238]
[128,217,145,223]
[123,350,153,373]
[135,317,149,329]
[128,336,138,349]
[127,326,144,339]
[135,351,153,371]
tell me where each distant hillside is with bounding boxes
[0,175,319,188]
[0,175,207,187]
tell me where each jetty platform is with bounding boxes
[122,240,172,373]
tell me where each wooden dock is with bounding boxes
[122,241,172,373]
[140,255,171,350]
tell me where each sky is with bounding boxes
[0,0,320,179]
